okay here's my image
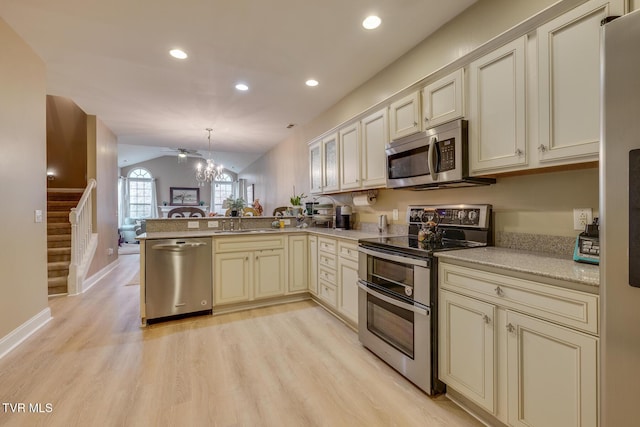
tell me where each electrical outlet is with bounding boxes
[187,221,199,229]
[283,219,291,225]
[392,209,399,221]
[208,221,219,228]
[573,208,593,230]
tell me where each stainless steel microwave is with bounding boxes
[385,119,495,190]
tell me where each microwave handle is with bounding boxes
[428,136,438,181]
[358,281,430,316]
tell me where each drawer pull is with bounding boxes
[482,314,490,324]
[495,286,504,296]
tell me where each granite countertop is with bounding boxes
[139,227,389,241]
[436,247,599,287]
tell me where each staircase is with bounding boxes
[47,190,83,295]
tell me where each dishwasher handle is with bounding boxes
[151,241,207,251]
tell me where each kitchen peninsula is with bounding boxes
[138,216,381,326]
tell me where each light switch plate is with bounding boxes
[187,221,199,229]
[208,221,219,228]
[392,209,399,221]
[34,210,43,223]
[283,219,291,225]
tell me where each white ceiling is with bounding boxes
[1,0,476,171]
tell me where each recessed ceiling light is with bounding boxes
[362,15,381,30]
[306,79,319,87]
[235,83,249,91]
[169,49,188,59]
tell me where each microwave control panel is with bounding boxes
[438,138,455,172]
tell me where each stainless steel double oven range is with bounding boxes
[357,204,492,395]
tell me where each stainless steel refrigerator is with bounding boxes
[600,9,640,425]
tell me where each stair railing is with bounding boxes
[67,178,97,295]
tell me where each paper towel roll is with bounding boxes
[352,194,376,207]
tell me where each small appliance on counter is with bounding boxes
[573,218,599,265]
[335,205,352,230]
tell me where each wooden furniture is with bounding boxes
[438,261,599,427]
[167,207,206,218]
[272,206,287,216]
[159,205,208,217]
[242,207,258,216]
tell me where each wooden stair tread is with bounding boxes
[48,261,70,270]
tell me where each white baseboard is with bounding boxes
[79,258,119,294]
[0,307,52,360]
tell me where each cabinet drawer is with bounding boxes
[215,235,285,252]
[338,241,359,262]
[318,237,337,254]
[439,262,599,335]
[319,266,336,284]
[319,252,337,270]
[318,280,337,307]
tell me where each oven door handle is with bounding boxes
[358,246,429,268]
[358,281,430,316]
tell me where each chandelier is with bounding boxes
[195,128,223,186]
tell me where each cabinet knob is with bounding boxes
[538,144,547,152]
[506,323,515,333]
[495,286,504,296]
[413,121,418,126]
[515,148,523,156]
[482,314,490,324]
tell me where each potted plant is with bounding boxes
[289,187,306,215]
[224,197,246,217]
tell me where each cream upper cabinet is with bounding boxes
[536,0,624,164]
[469,36,527,174]
[506,311,598,427]
[439,289,497,414]
[322,133,340,193]
[287,235,308,293]
[360,107,389,188]
[389,91,421,140]
[422,68,465,129]
[339,122,361,191]
[309,139,323,195]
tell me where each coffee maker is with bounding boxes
[335,205,352,230]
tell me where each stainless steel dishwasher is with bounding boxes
[145,238,212,322]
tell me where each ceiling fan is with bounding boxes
[163,147,203,163]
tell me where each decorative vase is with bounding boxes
[290,206,302,216]
[231,210,238,217]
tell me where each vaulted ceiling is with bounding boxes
[1,0,476,171]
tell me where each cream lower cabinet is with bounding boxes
[439,289,497,414]
[505,311,597,427]
[337,241,359,324]
[439,261,599,427]
[308,235,318,294]
[288,235,308,293]
[215,251,252,305]
[314,236,359,326]
[213,236,286,306]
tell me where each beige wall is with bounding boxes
[120,156,238,215]
[0,18,49,338]
[240,0,599,238]
[46,95,87,189]
[87,116,119,277]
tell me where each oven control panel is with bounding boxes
[407,204,491,229]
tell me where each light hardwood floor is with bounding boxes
[0,254,482,427]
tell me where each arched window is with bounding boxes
[128,168,153,218]
[213,172,234,214]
